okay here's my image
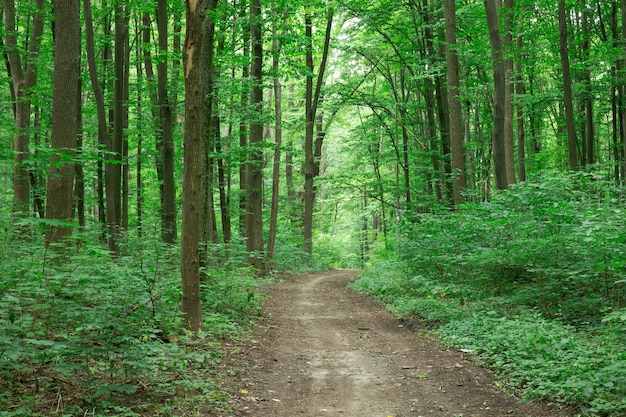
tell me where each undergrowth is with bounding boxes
[0,227,263,416]
[353,170,626,417]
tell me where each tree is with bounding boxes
[485,0,508,189]
[45,0,80,247]
[181,0,208,333]
[502,0,516,185]
[444,0,467,205]
[246,0,264,269]
[303,7,333,255]
[267,0,285,266]
[157,0,177,244]
[558,0,579,170]
[4,0,46,216]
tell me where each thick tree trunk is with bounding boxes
[485,0,508,189]
[181,0,207,334]
[558,0,579,170]
[445,0,467,205]
[45,0,80,247]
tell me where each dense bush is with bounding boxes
[0,227,261,416]
[353,171,626,416]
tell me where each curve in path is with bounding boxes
[218,269,576,417]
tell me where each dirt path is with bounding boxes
[215,270,577,417]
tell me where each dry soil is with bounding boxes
[214,269,579,417]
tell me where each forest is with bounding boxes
[0,0,625,415]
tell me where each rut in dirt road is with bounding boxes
[218,269,577,417]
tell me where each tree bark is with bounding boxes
[303,9,333,255]
[484,0,508,189]
[444,0,467,205]
[267,1,285,266]
[503,0,516,184]
[515,34,527,182]
[558,0,579,170]
[246,0,264,270]
[4,0,45,216]
[45,0,80,247]
[157,0,177,244]
[181,0,207,333]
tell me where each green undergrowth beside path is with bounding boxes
[0,231,265,416]
[353,171,626,417]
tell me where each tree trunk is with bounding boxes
[558,0,579,170]
[45,0,80,247]
[444,0,467,205]
[303,9,333,255]
[267,1,285,266]
[516,35,527,182]
[181,0,207,334]
[84,0,110,241]
[502,0,516,184]
[4,0,45,216]
[239,1,250,238]
[580,0,594,166]
[157,0,177,244]
[246,0,264,270]
[484,0,508,189]
[201,0,219,246]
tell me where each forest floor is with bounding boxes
[211,269,579,417]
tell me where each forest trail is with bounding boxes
[214,270,576,417]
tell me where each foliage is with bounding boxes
[353,171,626,416]
[0,225,261,416]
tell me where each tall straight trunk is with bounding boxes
[135,36,144,237]
[181,0,208,334]
[157,0,177,244]
[74,78,85,230]
[558,0,579,170]
[246,0,264,269]
[445,0,467,205]
[303,9,333,255]
[45,0,80,247]
[213,34,232,244]
[4,0,45,216]
[267,2,285,265]
[122,10,131,231]
[436,25,453,204]
[141,12,167,221]
[84,0,110,240]
[621,0,626,182]
[516,35,527,182]
[201,0,219,246]
[485,0,508,189]
[106,0,128,255]
[417,0,443,202]
[239,5,250,238]
[580,0,594,166]
[398,70,412,206]
[503,0,516,184]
